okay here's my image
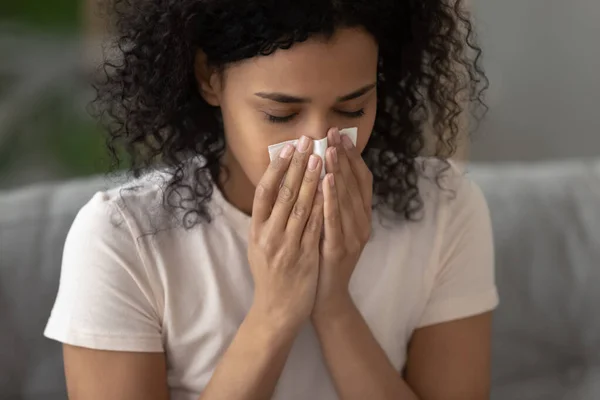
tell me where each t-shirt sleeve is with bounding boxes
[44,192,163,352]
[417,177,499,328]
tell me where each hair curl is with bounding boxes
[92,0,487,227]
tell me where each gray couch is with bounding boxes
[1,159,599,400]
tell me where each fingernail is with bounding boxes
[328,174,335,187]
[308,155,319,171]
[342,134,354,150]
[280,144,293,159]
[298,136,310,153]
[330,147,338,164]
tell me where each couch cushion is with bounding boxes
[0,176,114,399]
[470,159,600,400]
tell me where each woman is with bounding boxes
[45,0,498,399]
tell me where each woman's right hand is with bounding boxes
[248,135,324,333]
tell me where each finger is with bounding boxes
[329,128,367,226]
[286,154,322,243]
[340,133,373,218]
[269,136,313,232]
[252,144,294,224]
[300,188,324,250]
[323,168,343,246]
[325,144,359,239]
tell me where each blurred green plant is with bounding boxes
[0,1,130,188]
[0,89,112,182]
[0,0,80,32]
[43,101,112,177]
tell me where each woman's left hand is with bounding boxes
[312,127,373,321]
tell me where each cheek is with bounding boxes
[220,107,273,185]
[240,147,271,186]
[227,131,272,186]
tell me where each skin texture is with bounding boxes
[64,27,492,400]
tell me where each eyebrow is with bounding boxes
[254,83,377,104]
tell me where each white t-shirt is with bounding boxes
[45,158,499,400]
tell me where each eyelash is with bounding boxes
[266,109,366,124]
[267,113,298,124]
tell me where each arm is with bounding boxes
[315,130,496,400]
[313,297,419,400]
[63,346,170,400]
[313,130,418,399]
[197,138,326,399]
[313,300,493,400]
[58,140,325,400]
[404,312,493,400]
[199,308,300,400]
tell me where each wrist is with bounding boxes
[311,291,355,328]
[246,303,304,343]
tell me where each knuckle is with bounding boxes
[277,185,295,203]
[291,153,305,168]
[254,183,271,200]
[305,216,321,234]
[257,231,280,255]
[329,245,346,259]
[271,155,286,170]
[291,202,309,219]
[303,173,317,185]
[347,239,362,255]
[259,237,275,254]
[324,212,337,224]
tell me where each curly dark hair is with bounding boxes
[92,0,487,227]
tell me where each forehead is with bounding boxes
[224,27,379,96]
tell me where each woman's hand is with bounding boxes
[248,136,324,334]
[312,127,373,322]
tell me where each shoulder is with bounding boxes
[415,157,488,219]
[417,157,492,260]
[44,173,173,352]
[74,170,179,240]
[64,172,169,275]
[414,158,498,327]
[371,157,492,269]
[375,157,489,231]
[59,171,177,298]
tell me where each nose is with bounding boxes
[303,120,333,142]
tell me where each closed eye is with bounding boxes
[265,113,298,124]
[335,109,365,118]
[264,108,365,124]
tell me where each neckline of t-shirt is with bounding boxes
[209,179,252,239]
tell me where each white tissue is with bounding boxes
[267,127,358,179]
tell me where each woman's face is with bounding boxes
[200,27,379,187]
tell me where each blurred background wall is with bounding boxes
[0,0,598,191]
[471,0,600,162]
